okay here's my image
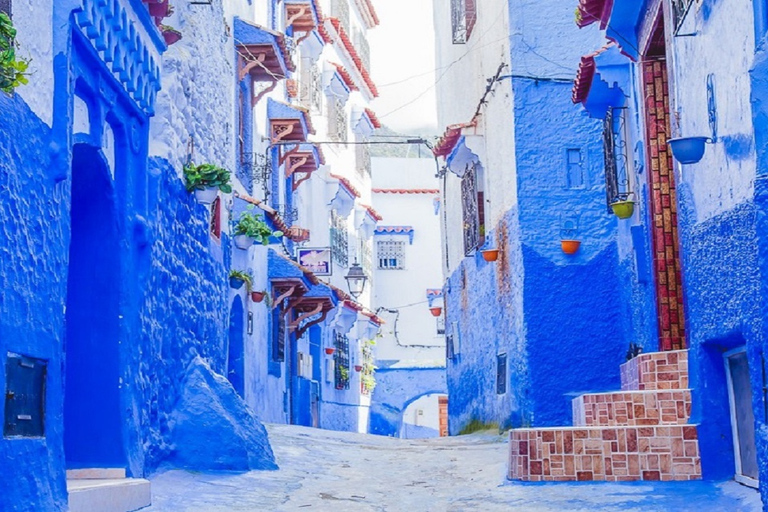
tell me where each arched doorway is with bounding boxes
[64,143,125,468]
[228,296,245,397]
[399,393,448,439]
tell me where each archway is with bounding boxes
[64,143,125,468]
[399,392,448,439]
[228,296,245,397]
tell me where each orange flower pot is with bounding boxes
[481,249,499,262]
[561,240,581,255]
[325,348,335,355]
[429,307,443,317]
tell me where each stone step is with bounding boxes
[508,425,701,482]
[572,389,692,427]
[66,468,127,480]
[67,478,151,512]
[620,350,688,391]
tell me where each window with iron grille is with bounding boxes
[496,353,507,395]
[333,330,350,390]
[330,209,349,267]
[446,332,455,360]
[356,138,371,178]
[451,0,476,44]
[353,27,371,71]
[272,309,286,362]
[671,0,694,31]
[210,197,222,240]
[602,107,632,211]
[360,342,374,395]
[327,96,347,144]
[299,60,322,112]
[331,0,351,35]
[461,163,481,255]
[360,236,373,276]
[377,240,405,270]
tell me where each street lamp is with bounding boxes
[344,261,368,299]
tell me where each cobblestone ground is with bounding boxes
[146,424,761,511]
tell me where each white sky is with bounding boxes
[368,0,439,135]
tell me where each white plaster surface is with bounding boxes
[12,0,54,126]
[145,424,761,511]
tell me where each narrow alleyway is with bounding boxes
[146,425,760,511]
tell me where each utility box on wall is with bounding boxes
[4,353,47,438]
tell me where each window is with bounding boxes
[360,342,374,395]
[377,240,405,269]
[210,197,222,240]
[360,236,373,275]
[451,0,476,44]
[272,310,286,363]
[330,209,349,267]
[566,148,584,189]
[356,137,371,178]
[327,96,347,144]
[436,315,446,336]
[461,162,483,255]
[496,353,507,395]
[671,0,694,32]
[446,332,455,360]
[299,59,322,112]
[333,331,350,390]
[602,107,633,211]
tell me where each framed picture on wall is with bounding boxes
[298,247,332,276]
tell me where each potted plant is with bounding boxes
[233,210,283,249]
[561,240,581,254]
[325,347,335,355]
[160,25,182,46]
[610,193,635,220]
[560,222,580,255]
[429,306,443,317]
[251,290,266,303]
[481,248,500,262]
[184,162,232,204]
[336,366,349,389]
[354,365,363,373]
[229,270,251,290]
[0,13,29,94]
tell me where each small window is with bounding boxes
[566,148,584,189]
[451,0,476,44]
[496,353,507,395]
[333,330,350,390]
[210,197,222,240]
[436,315,446,336]
[272,310,286,363]
[377,240,405,270]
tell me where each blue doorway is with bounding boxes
[64,143,125,468]
[228,296,245,396]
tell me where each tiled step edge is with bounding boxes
[620,350,688,391]
[572,389,692,427]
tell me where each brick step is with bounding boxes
[620,350,688,391]
[572,389,692,427]
[67,477,151,512]
[508,425,701,482]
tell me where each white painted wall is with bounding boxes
[372,157,445,363]
[400,393,445,438]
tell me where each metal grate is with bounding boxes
[332,0,351,35]
[360,237,373,276]
[328,96,348,144]
[461,163,480,255]
[330,209,349,267]
[602,107,632,210]
[272,310,286,362]
[377,240,405,269]
[671,0,694,31]
[451,0,477,44]
[356,139,371,178]
[240,152,272,199]
[496,353,507,395]
[353,27,371,71]
[333,331,350,390]
[299,62,322,112]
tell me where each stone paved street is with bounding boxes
[146,425,761,511]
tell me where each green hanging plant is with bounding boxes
[183,162,232,193]
[234,208,284,245]
[0,13,29,94]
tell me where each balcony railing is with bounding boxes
[461,162,480,255]
[602,107,632,210]
[330,209,349,267]
[333,330,350,390]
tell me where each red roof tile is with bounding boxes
[432,121,476,158]
[330,62,359,91]
[364,108,382,129]
[576,0,613,29]
[359,203,383,221]
[330,173,362,198]
[322,18,379,97]
[372,188,440,194]
[572,44,614,104]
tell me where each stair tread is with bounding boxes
[67,478,150,492]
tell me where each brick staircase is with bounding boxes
[508,350,701,482]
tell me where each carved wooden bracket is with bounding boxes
[279,143,302,166]
[271,284,297,310]
[253,81,278,107]
[292,170,315,191]
[290,302,324,331]
[286,5,309,28]
[296,308,331,339]
[271,121,295,143]
[238,52,266,81]
[285,155,309,177]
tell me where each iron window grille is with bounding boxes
[356,138,371,178]
[332,0,351,35]
[240,152,272,200]
[360,343,374,395]
[299,61,322,113]
[333,330,350,390]
[327,96,347,144]
[461,162,481,255]
[330,209,349,267]
[451,0,477,44]
[272,310,286,362]
[496,353,507,395]
[376,240,405,270]
[353,27,371,71]
[602,106,632,211]
[671,0,695,31]
[360,236,373,276]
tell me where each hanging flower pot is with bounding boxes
[481,249,500,262]
[161,26,182,46]
[229,276,245,289]
[234,234,256,250]
[148,1,170,19]
[429,307,443,317]
[325,347,335,355]
[667,136,710,164]
[251,291,265,303]
[194,187,219,205]
[561,240,581,255]
[354,365,363,372]
[229,270,251,290]
[610,200,635,219]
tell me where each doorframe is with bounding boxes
[723,346,759,488]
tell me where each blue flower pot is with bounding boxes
[667,137,709,164]
[229,277,245,289]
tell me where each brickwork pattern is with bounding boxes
[620,350,688,391]
[573,390,691,427]
[509,425,701,482]
[642,60,686,351]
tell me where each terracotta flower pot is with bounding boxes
[251,291,265,303]
[354,365,363,372]
[561,240,581,255]
[429,307,442,317]
[481,249,499,262]
[325,347,335,355]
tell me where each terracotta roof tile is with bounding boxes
[330,173,362,198]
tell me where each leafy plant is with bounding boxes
[229,270,252,288]
[183,162,232,193]
[234,210,283,245]
[0,13,29,94]
[625,342,643,362]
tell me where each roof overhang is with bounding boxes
[268,99,315,142]
[573,44,630,118]
[284,0,321,34]
[374,226,414,244]
[234,18,293,81]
